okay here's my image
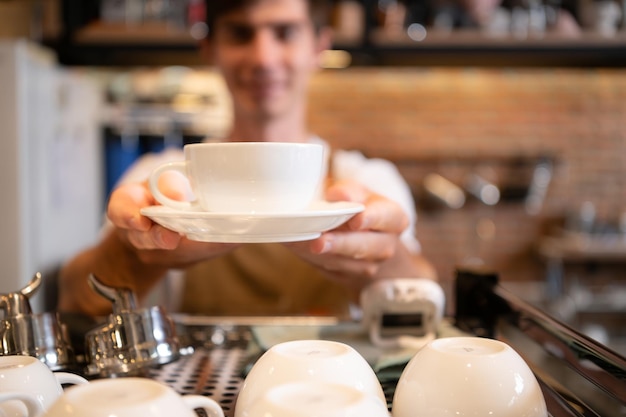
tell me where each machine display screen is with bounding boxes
[380,313,426,338]
[381,313,424,328]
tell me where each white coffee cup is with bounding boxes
[392,337,548,417]
[0,355,88,417]
[43,377,224,417]
[0,392,43,417]
[148,142,325,213]
[239,381,390,417]
[235,340,386,417]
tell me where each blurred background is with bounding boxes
[0,0,624,355]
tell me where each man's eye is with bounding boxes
[225,26,254,43]
[275,25,299,41]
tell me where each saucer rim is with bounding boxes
[140,200,364,219]
[185,232,322,243]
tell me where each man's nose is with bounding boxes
[248,30,280,66]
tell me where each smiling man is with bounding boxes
[211,0,324,124]
[58,0,437,318]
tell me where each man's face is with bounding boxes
[210,0,325,120]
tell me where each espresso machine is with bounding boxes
[1,268,624,417]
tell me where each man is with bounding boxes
[58,0,436,318]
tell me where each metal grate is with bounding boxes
[146,322,402,416]
[149,347,248,417]
[148,345,402,416]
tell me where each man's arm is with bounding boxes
[58,231,170,316]
[58,180,239,316]
[410,251,438,281]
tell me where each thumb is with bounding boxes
[157,171,194,202]
[325,179,369,203]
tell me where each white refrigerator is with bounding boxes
[0,40,103,311]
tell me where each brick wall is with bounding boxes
[307,68,626,290]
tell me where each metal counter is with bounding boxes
[58,271,626,417]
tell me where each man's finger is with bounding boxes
[346,196,408,233]
[313,231,398,262]
[107,183,155,231]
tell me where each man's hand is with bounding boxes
[106,174,239,268]
[286,180,421,292]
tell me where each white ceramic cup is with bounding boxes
[239,381,390,417]
[235,340,386,417]
[148,142,325,213]
[0,355,88,417]
[392,337,548,417]
[43,377,224,417]
[0,392,43,417]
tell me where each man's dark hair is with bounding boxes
[205,0,331,35]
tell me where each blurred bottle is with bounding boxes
[333,0,365,43]
[423,173,466,209]
[566,200,596,233]
[167,0,189,30]
[377,0,408,36]
[100,0,127,23]
[579,0,622,36]
[465,173,500,206]
[524,158,553,215]
[188,0,208,39]
[143,0,169,22]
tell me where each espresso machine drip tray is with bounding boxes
[144,287,626,417]
[61,281,625,417]
[148,347,248,417]
[145,318,397,417]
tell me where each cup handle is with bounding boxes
[0,392,44,417]
[148,161,198,210]
[182,395,224,417]
[54,371,89,386]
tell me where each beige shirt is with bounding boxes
[181,243,351,317]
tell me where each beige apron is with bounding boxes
[180,243,351,317]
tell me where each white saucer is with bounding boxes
[140,201,364,243]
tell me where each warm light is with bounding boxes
[407,23,427,42]
[189,22,208,40]
[320,50,352,69]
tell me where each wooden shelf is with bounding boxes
[333,29,626,67]
[47,13,626,67]
[74,21,196,46]
[370,28,626,48]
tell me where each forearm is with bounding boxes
[410,251,438,281]
[58,230,169,316]
[371,241,437,281]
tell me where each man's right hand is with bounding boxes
[106,176,240,268]
[58,175,239,316]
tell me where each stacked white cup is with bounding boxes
[0,355,88,417]
[42,378,224,417]
[235,340,390,417]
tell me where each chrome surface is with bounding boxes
[69,309,625,417]
[454,268,626,417]
[88,273,137,313]
[84,275,180,377]
[0,273,75,370]
[494,286,626,417]
[45,270,624,417]
[0,272,40,316]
